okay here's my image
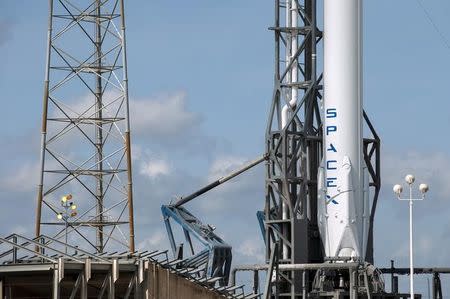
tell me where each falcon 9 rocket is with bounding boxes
[318,0,371,261]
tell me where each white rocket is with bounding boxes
[318,0,370,260]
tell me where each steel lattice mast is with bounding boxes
[35,0,135,253]
[265,1,323,295]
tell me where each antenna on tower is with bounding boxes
[35,0,135,253]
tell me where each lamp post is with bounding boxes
[393,175,429,299]
[56,194,78,253]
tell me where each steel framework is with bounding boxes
[264,0,380,297]
[161,205,232,286]
[159,155,265,286]
[264,0,323,296]
[35,0,135,253]
[0,234,259,299]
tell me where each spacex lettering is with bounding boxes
[326,108,338,195]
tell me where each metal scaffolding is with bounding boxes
[264,0,323,296]
[0,234,258,299]
[35,0,135,253]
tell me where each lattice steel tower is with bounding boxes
[35,0,135,253]
[265,0,323,296]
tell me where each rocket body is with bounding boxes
[318,0,370,260]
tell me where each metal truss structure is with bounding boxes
[0,234,259,299]
[264,0,380,297]
[362,111,381,264]
[264,0,323,296]
[233,251,387,299]
[157,155,265,287]
[161,205,232,286]
[35,0,135,253]
[381,261,447,299]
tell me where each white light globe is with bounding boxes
[405,174,415,185]
[393,184,403,195]
[419,183,429,194]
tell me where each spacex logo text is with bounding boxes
[325,107,338,204]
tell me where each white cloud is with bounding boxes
[137,229,168,251]
[208,155,247,180]
[131,143,143,161]
[140,158,171,179]
[235,238,265,263]
[49,91,202,141]
[135,147,172,179]
[190,155,263,213]
[131,92,202,136]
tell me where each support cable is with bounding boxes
[415,0,450,51]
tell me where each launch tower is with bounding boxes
[264,0,380,296]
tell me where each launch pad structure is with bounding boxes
[0,233,260,298]
[1,0,449,298]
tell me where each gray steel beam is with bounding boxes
[108,271,115,299]
[35,0,54,243]
[0,237,57,263]
[136,260,145,298]
[253,270,259,295]
[52,268,60,299]
[119,0,136,253]
[69,273,82,299]
[380,267,450,274]
[0,264,53,273]
[57,258,64,283]
[97,274,108,299]
[234,262,360,272]
[81,271,88,299]
[263,243,278,299]
[123,273,136,299]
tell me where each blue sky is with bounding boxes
[2,0,450,295]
